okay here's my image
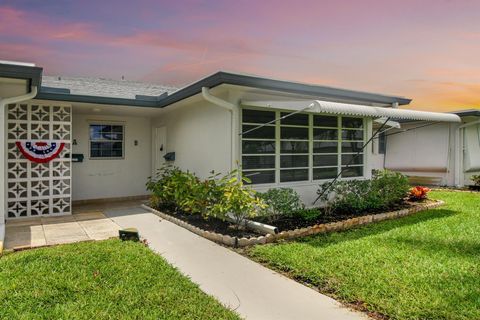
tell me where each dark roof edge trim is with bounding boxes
[35,71,412,108]
[0,63,43,87]
[155,72,412,108]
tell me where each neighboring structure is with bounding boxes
[375,110,480,187]
[0,59,460,238]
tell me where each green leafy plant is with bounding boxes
[290,208,323,221]
[210,172,267,228]
[317,169,410,215]
[146,166,267,226]
[471,175,480,187]
[258,188,303,222]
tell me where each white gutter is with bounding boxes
[201,87,238,170]
[0,85,38,251]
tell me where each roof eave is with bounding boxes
[156,71,412,108]
[0,63,43,87]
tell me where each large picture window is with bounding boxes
[89,123,124,159]
[241,108,365,184]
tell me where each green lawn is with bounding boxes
[248,191,480,320]
[0,239,239,320]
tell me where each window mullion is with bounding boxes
[338,116,342,177]
[275,110,280,185]
[309,113,313,182]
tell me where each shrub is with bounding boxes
[471,175,480,187]
[409,186,431,201]
[317,169,410,215]
[146,166,266,224]
[290,208,323,221]
[210,172,266,228]
[258,188,303,222]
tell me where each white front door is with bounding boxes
[153,127,167,174]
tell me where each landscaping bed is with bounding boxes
[0,239,240,320]
[146,167,440,247]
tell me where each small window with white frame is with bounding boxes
[89,123,124,159]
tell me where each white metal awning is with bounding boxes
[241,99,461,123]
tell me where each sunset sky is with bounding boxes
[1,0,479,111]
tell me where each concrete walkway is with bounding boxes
[4,211,120,250]
[105,206,367,320]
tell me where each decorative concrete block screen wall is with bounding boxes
[6,103,72,218]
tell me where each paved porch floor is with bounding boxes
[3,201,144,250]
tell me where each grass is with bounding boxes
[248,191,480,320]
[0,239,239,320]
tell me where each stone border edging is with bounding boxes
[141,200,445,248]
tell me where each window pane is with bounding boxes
[280,169,308,182]
[342,154,363,165]
[342,117,363,128]
[90,149,101,157]
[314,115,337,127]
[111,149,123,157]
[341,166,363,177]
[342,129,363,141]
[379,131,386,154]
[342,142,363,153]
[242,109,275,124]
[313,128,338,140]
[242,140,275,154]
[280,155,308,168]
[90,125,106,139]
[242,125,275,139]
[280,112,308,126]
[280,141,308,154]
[313,141,338,153]
[313,155,338,166]
[242,156,275,169]
[281,127,308,140]
[313,167,338,180]
[243,170,275,184]
[112,125,123,133]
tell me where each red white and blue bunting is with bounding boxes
[16,141,65,163]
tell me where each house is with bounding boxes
[373,109,480,187]
[0,60,461,238]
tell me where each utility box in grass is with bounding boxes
[119,228,140,241]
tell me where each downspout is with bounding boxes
[201,87,238,171]
[0,85,38,250]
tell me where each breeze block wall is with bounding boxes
[6,103,72,218]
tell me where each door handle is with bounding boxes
[160,144,163,151]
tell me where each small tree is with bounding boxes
[211,172,266,229]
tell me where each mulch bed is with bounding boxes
[253,200,427,232]
[159,209,259,238]
[155,200,432,237]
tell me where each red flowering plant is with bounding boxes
[409,186,431,201]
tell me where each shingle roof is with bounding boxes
[41,76,178,99]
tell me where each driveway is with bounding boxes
[105,206,368,320]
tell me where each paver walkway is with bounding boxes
[4,211,120,250]
[105,206,367,320]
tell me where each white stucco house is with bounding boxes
[0,60,462,244]
[372,109,480,187]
